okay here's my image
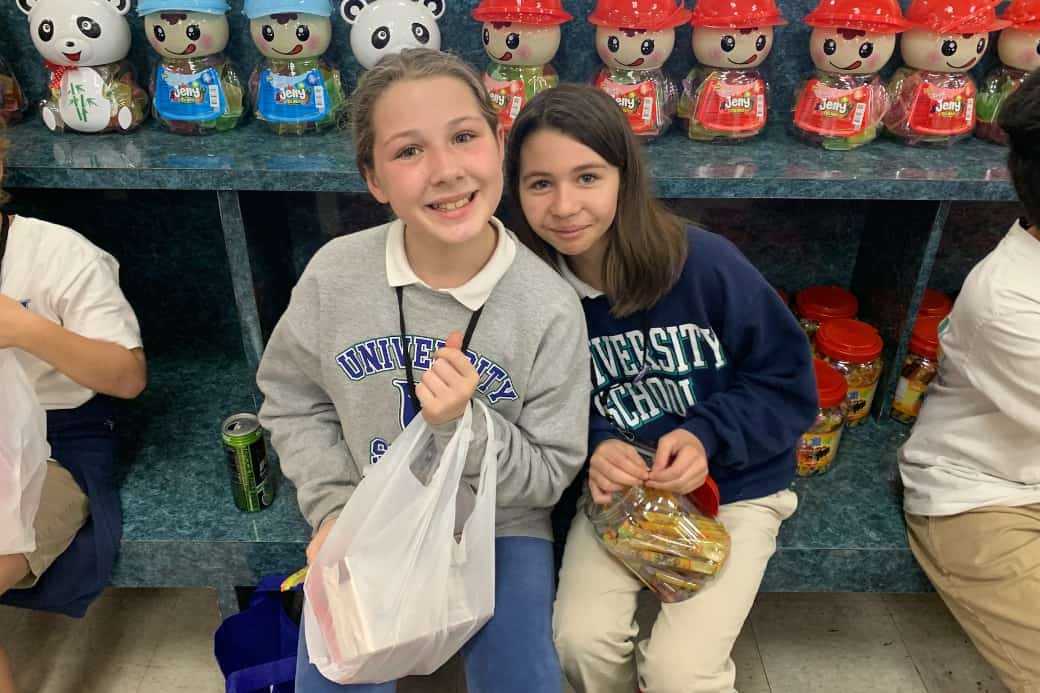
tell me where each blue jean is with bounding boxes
[296,536,561,693]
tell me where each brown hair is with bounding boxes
[505,83,687,318]
[0,120,9,206]
[348,48,498,180]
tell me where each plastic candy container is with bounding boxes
[340,0,445,70]
[917,287,953,319]
[882,0,1010,146]
[472,0,571,130]
[677,0,786,141]
[891,315,942,424]
[17,0,149,133]
[0,54,27,126]
[588,0,690,137]
[793,0,911,150]
[794,285,859,340]
[588,486,730,603]
[815,318,884,427]
[977,0,1040,144]
[140,0,245,134]
[246,0,346,134]
[797,358,849,476]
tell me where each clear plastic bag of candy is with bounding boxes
[586,479,730,603]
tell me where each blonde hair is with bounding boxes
[349,48,498,179]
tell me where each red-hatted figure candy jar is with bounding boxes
[677,0,786,141]
[473,0,571,131]
[977,0,1040,143]
[793,0,911,149]
[882,0,1010,145]
[588,0,691,137]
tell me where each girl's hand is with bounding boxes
[417,331,479,426]
[588,439,650,505]
[306,516,337,566]
[647,429,709,495]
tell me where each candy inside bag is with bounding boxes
[587,483,730,603]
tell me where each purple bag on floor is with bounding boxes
[214,575,300,693]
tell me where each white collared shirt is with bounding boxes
[556,255,604,300]
[385,217,517,310]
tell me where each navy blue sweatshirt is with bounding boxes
[563,227,817,505]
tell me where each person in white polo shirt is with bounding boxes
[899,73,1040,693]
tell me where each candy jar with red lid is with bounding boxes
[891,315,942,424]
[797,358,849,475]
[677,0,786,141]
[588,0,690,137]
[473,0,571,131]
[792,0,911,150]
[882,0,1010,146]
[977,0,1040,143]
[794,285,859,339]
[917,287,953,319]
[814,318,884,427]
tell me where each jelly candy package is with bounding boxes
[587,485,730,603]
[0,54,27,126]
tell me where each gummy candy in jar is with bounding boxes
[472,0,572,131]
[976,0,1040,144]
[0,54,27,126]
[587,0,690,137]
[17,0,149,133]
[797,358,849,476]
[246,0,346,135]
[587,483,730,603]
[676,0,786,142]
[881,0,1010,146]
[792,0,910,150]
[814,318,884,427]
[140,0,246,135]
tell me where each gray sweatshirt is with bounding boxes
[256,220,590,541]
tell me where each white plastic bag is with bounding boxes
[0,348,50,555]
[304,400,498,685]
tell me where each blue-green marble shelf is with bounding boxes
[4,117,1013,201]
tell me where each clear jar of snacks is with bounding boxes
[891,316,942,425]
[795,286,859,340]
[797,358,849,476]
[917,288,953,320]
[815,319,884,428]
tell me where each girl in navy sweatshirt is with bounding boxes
[506,83,817,693]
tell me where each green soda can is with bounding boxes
[221,413,274,512]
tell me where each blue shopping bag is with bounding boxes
[214,575,300,693]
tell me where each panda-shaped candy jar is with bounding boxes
[472,0,571,130]
[340,0,444,70]
[792,0,910,150]
[882,0,1010,145]
[977,0,1040,143]
[140,0,245,134]
[677,0,787,141]
[17,0,149,132]
[588,0,690,137]
[245,0,346,135]
[0,53,28,126]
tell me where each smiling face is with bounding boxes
[809,27,895,74]
[595,26,675,70]
[998,27,1040,71]
[900,28,989,72]
[691,26,774,69]
[481,22,560,66]
[250,12,332,59]
[146,11,228,59]
[364,76,506,251]
[24,0,132,67]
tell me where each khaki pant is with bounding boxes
[906,507,1040,693]
[554,489,797,693]
[13,460,90,589]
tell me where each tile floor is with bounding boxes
[0,589,1009,693]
